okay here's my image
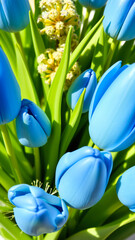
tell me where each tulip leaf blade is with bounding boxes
[66,213,135,240]
[29,10,49,102]
[0,30,16,75]
[91,25,109,80]
[59,89,86,158]
[15,43,39,105]
[68,16,104,71]
[44,27,72,183]
[29,10,45,57]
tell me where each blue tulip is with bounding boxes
[116,166,135,212]
[55,147,113,210]
[67,69,97,113]
[8,184,68,236]
[89,61,135,152]
[0,0,30,32]
[0,47,21,125]
[103,0,135,41]
[78,0,107,8]
[16,99,51,147]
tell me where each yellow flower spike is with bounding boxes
[38,0,80,40]
[37,48,81,91]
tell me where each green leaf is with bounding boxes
[0,30,16,75]
[0,167,15,191]
[91,25,109,80]
[0,213,32,240]
[29,10,49,100]
[68,16,103,71]
[79,24,102,72]
[59,89,86,158]
[29,11,45,57]
[66,213,135,240]
[44,27,72,183]
[15,43,39,105]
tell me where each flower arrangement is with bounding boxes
[0,0,135,240]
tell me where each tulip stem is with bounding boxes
[0,124,23,184]
[33,148,41,180]
[79,7,91,42]
[88,138,94,147]
[14,32,23,49]
[104,38,119,72]
[37,235,43,240]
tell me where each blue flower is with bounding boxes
[16,99,51,147]
[89,61,135,152]
[55,147,113,210]
[8,184,69,236]
[0,47,21,125]
[116,166,135,212]
[103,0,135,41]
[67,69,97,113]
[0,0,30,32]
[78,0,107,8]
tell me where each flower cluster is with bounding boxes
[37,48,81,90]
[38,0,80,40]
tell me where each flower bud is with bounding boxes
[89,61,135,152]
[78,0,107,8]
[0,47,21,125]
[103,0,135,41]
[67,69,97,113]
[8,184,69,236]
[55,147,113,210]
[16,99,51,147]
[116,166,135,212]
[0,0,30,32]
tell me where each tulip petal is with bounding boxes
[55,147,95,188]
[55,200,69,229]
[100,152,113,183]
[110,126,135,152]
[103,0,134,38]
[0,0,30,32]
[89,61,122,121]
[0,48,21,124]
[116,166,135,212]
[16,110,47,147]
[14,206,59,236]
[89,64,135,151]
[22,99,51,137]
[58,157,107,209]
[118,3,135,41]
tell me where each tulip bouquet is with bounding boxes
[0,0,135,239]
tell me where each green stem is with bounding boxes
[33,148,41,180]
[104,38,118,72]
[87,138,94,147]
[80,8,91,42]
[37,235,43,240]
[0,124,23,184]
[14,32,23,48]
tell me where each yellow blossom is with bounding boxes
[38,0,80,40]
[37,48,81,90]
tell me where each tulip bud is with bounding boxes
[55,147,113,210]
[116,166,135,212]
[0,0,30,32]
[66,69,97,113]
[78,0,107,8]
[16,99,51,147]
[89,61,135,152]
[8,184,69,236]
[0,48,21,125]
[103,0,135,41]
